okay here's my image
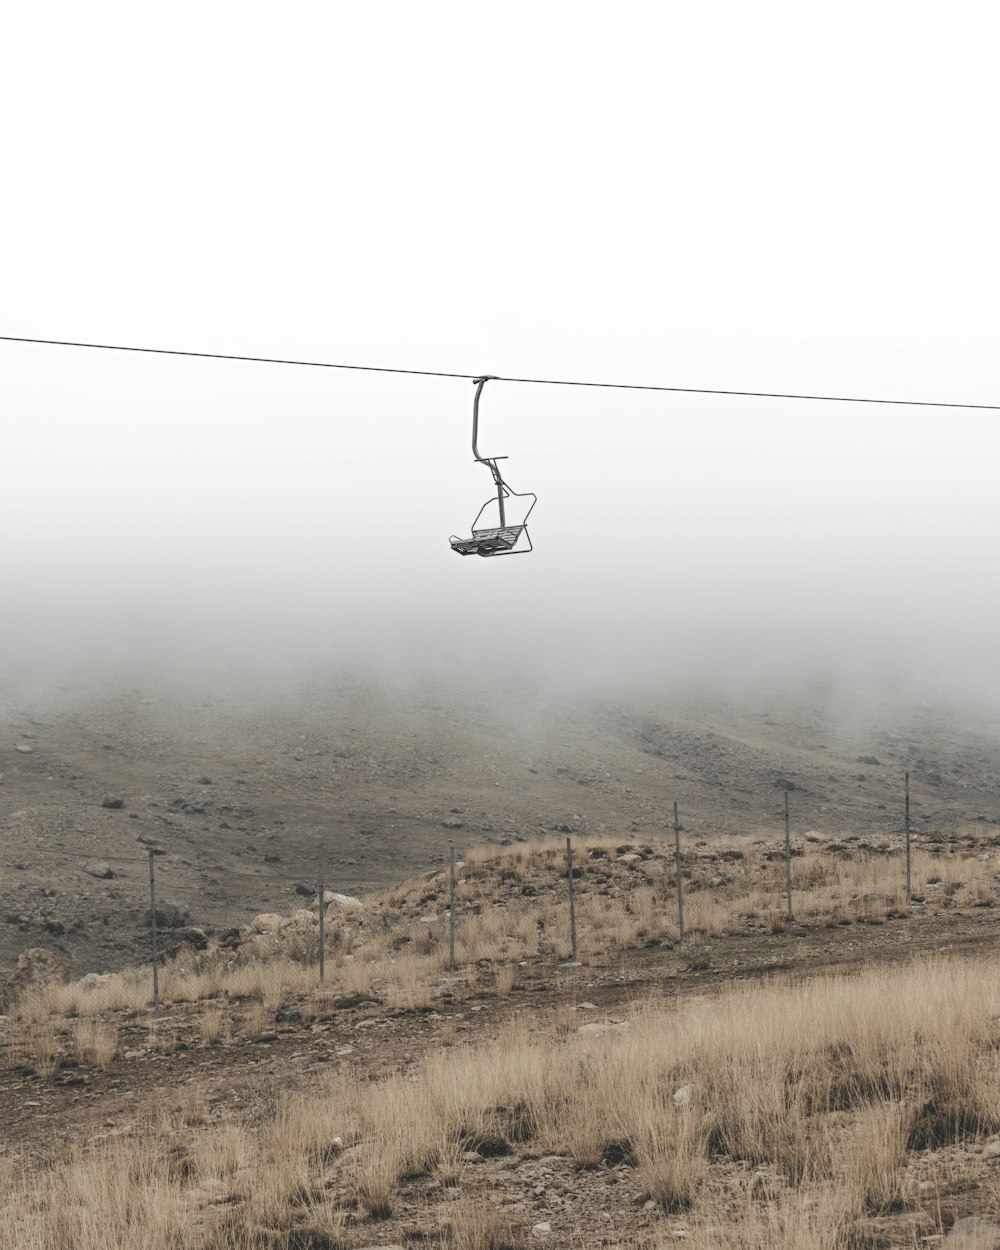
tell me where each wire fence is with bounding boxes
[94,769,1000,1014]
[7,765,1000,1014]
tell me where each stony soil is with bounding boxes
[7,911,1000,1248]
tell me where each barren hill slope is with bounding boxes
[3,677,999,976]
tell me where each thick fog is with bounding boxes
[3,4,999,718]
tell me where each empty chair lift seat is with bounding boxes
[450,524,525,556]
[450,376,536,558]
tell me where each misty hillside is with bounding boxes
[3,675,1000,977]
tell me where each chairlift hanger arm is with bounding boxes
[471,375,497,463]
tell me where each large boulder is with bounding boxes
[162,927,210,962]
[289,909,318,928]
[78,973,114,992]
[311,890,363,913]
[251,913,287,934]
[83,859,114,880]
[10,947,69,993]
[143,900,190,929]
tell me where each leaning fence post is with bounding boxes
[784,790,793,924]
[566,837,578,961]
[904,771,911,907]
[673,801,684,945]
[147,849,160,1018]
[449,842,457,972]
[318,842,326,984]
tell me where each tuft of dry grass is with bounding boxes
[175,1086,210,1128]
[494,963,516,996]
[444,1197,521,1248]
[28,1025,61,1078]
[633,1103,710,1211]
[72,1018,118,1068]
[840,1100,908,1215]
[240,999,274,1039]
[199,1005,231,1047]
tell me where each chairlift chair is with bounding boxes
[449,376,536,557]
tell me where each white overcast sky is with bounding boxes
[2,2,999,702]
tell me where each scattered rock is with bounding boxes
[578,1020,631,1036]
[10,947,69,992]
[945,1216,1000,1249]
[15,744,33,754]
[532,1224,553,1239]
[442,817,464,829]
[673,1084,693,1107]
[749,1170,775,1199]
[251,913,286,934]
[83,859,114,880]
[101,796,125,810]
[78,973,113,991]
[312,891,363,913]
[856,755,882,766]
[168,927,209,950]
[143,900,191,929]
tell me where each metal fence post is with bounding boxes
[784,790,793,924]
[148,849,160,1018]
[904,771,911,907]
[449,842,456,972]
[318,842,326,984]
[673,801,684,945]
[566,836,578,961]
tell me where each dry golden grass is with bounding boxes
[494,963,516,996]
[72,1017,118,1068]
[633,1102,710,1211]
[239,999,273,1039]
[199,1005,230,1048]
[9,955,1000,1248]
[443,1196,520,1248]
[840,1100,908,1215]
[175,1086,210,1128]
[23,1025,61,1077]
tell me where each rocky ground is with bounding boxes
[7,907,1000,1247]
